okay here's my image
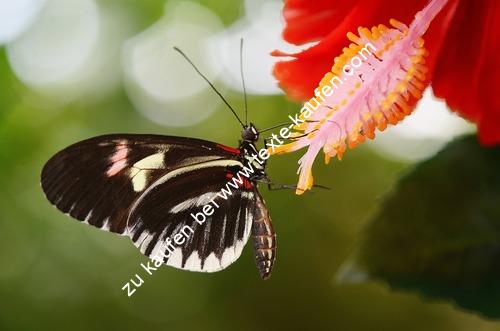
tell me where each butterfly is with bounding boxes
[41,44,278,279]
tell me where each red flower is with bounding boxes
[273,0,500,145]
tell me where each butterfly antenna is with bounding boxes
[259,122,292,134]
[240,38,248,126]
[258,119,325,135]
[173,46,245,128]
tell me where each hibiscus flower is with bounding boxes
[271,0,500,194]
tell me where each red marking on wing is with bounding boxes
[225,172,254,189]
[217,144,240,155]
[242,178,253,189]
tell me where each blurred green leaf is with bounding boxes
[338,135,500,318]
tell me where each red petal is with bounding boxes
[281,0,357,45]
[477,5,500,145]
[432,0,500,145]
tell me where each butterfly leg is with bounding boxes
[257,178,330,192]
[267,182,299,191]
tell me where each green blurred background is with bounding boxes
[1,0,499,330]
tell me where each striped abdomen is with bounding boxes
[252,193,276,279]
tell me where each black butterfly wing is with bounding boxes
[41,134,240,234]
[127,164,259,272]
[41,134,260,272]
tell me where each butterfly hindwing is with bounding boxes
[128,164,257,272]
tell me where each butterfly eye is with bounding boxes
[241,126,258,142]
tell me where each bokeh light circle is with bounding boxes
[0,0,46,44]
[7,0,99,92]
[123,1,225,127]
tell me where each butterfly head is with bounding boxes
[241,123,259,142]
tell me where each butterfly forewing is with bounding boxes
[41,134,239,233]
